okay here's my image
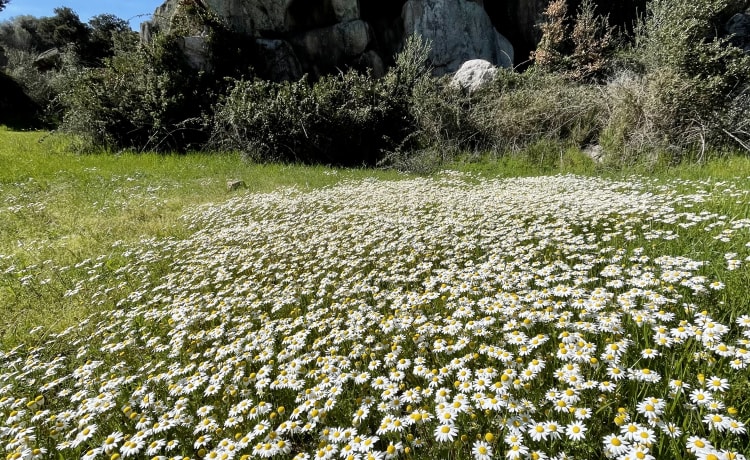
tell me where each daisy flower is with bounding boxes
[565,421,587,441]
[471,440,493,460]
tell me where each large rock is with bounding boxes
[33,48,62,72]
[402,0,514,75]
[290,20,372,76]
[726,12,750,52]
[205,0,293,35]
[144,0,522,80]
[178,36,212,71]
[451,59,498,93]
[254,39,303,81]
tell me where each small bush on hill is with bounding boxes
[471,69,605,152]
[532,0,616,82]
[609,0,750,160]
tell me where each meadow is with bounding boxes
[1,129,749,460]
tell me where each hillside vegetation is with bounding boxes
[0,0,749,169]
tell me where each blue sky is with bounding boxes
[0,0,163,30]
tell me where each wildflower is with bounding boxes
[602,433,629,456]
[704,413,731,432]
[434,424,457,442]
[565,421,587,441]
[706,376,729,392]
[686,436,714,453]
[120,439,145,457]
[471,440,493,460]
[690,389,714,406]
[528,422,548,442]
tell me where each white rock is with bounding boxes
[451,59,498,93]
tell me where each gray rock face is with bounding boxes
[451,59,498,93]
[179,36,212,71]
[402,0,514,75]
[206,0,295,35]
[290,20,372,74]
[726,12,750,52]
[144,0,515,80]
[33,48,61,71]
[254,39,303,82]
[331,0,360,22]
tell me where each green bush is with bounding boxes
[210,35,431,166]
[620,0,750,157]
[469,69,605,152]
[57,35,211,152]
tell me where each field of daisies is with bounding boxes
[1,171,749,460]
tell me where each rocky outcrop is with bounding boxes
[143,0,654,78]
[143,0,514,81]
[33,48,62,72]
[403,0,513,74]
[726,11,750,53]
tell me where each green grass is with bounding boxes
[0,129,748,340]
[0,128,406,346]
[3,128,750,348]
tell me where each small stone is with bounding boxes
[227,179,246,191]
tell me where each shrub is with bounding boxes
[623,0,750,157]
[469,69,605,152]
[532,0,616,82]
[210,35,431,166]
[1,46,80,125]
[57,35,211,152]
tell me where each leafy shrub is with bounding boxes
[532,0,616,82]
[57,35,211,152]
[469,69,605,152]
[621,0,750,157]
[210,35,431,166]
[1,46,80,125]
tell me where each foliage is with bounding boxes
[607,0,750,159]
[471,69,604,152]
[532,0,616,82]
[83,14,133,66]
[210,35,431,166]
[57,35,210,152]
[1,46,80,125]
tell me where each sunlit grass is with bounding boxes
[0,129,406,345]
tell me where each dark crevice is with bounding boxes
[360,0,407,67]
[287,0,339,32]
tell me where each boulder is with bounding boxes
[254,39,303,81]
[353,50,386,78]
[178,36,212,71]
[726,12,750,52]
[205,0,293,35]
[402,0,514,75]
[33,48,62,72]
[226,179,246,191]
[143,0,523,79]
[331,0,360,22]
[289,20,372,76]
[451,59,498,93]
